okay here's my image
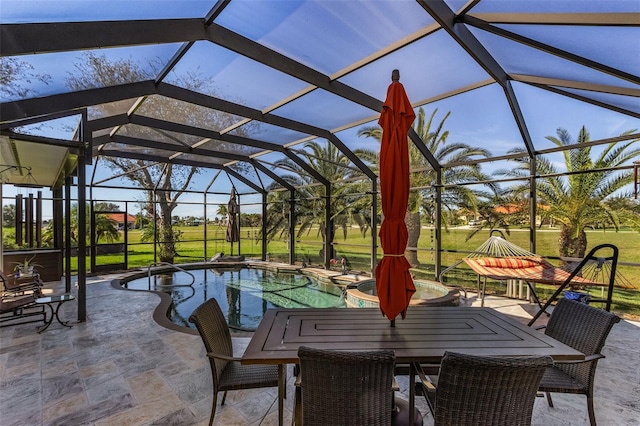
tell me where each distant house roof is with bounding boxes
[494,204,521,214]
[106,213,136,224]
[494,204,550,214]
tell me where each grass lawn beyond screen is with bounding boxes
[6,225,640,318]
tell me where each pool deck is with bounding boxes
[1,273,639,426]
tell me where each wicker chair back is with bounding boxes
[298,346,396,426]
[434,351,552,426]
[189,298,233,385]
[539,298,621,425]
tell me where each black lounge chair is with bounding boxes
[209,252,245,262]
[1,270,43,297]
[0,294,46,327]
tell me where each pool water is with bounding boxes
[360,284,443,299]
[123,268,345,331]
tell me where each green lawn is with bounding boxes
[7,224,640,317]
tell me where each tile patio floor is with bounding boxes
[1,274,639,426]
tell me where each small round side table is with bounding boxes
[35,293,75,333]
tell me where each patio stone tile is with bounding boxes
[165,365,213,406]
[72,333,123,350]
[218,386,280,416]
[594,399,640,425]
[532,395,590,426]
[187,394,214,422]
[148,407,199,425]
[1,337,40,354]
[598,376,640,409]
[9,323,44,340]
[42,371,84,406]
[41,341,74,360]
[104,335,142,351]
[41,359,78,379]
[113,350,176,378]
[1,275,639,426]
[126,370,174,404]
[137,337,178,358]
[3,344,40,369]
[2,407,42,426]
[129,328,165,343]
[85,375,130,405]
[73,345,133,368]
[8,331,41,347]
[42,347,85,367]
[165,337,204,367]
[42,391,88,424]
[159,358,195,378]
[208,404,250,426]
[82,364,124,390]
[257,407,294,426]
[45,392,136,426]
[0,372,41,408]
[40,333,72,350]
[0,352,8,378]
[1,358,40,381]
[78,359,119,379]
[93,392,184,426]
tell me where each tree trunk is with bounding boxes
[558,225,587,260]
[158,201,176,263]
[318,220,335,261]
[405,210,421,267]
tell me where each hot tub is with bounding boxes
[345,279,459,308]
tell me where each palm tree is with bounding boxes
[263,140,370,261]
[216,204,228,224]
[357,108,493,266]
[498,126,640,258]
[94,215,120,243]
[69,203,120,244]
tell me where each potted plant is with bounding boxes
[12,254,42,277]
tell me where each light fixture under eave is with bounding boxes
[0,163,40,186]
[0,164,20,175]
[13,167,43,188]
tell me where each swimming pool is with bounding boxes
[122,267,345,331]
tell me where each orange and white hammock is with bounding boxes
[448,234,634,290]
[462,256,602,286]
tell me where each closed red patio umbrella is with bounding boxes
[376,70,416,325]
[226,187,240,255]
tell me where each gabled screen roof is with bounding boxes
[1,0,638,191]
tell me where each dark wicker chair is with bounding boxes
[189,298,279,426]
[296,346,397,426]
[0,270,43,297]
[0,294,45,327]
[416,351,552,426]
[537,298,621,426]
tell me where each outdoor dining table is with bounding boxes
[241,306,584,426]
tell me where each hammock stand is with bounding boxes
[438,232,622,325]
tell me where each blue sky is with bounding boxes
[2,0,638,219]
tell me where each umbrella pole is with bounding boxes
[390,319,395,327]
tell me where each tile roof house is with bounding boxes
[106,213,137,230]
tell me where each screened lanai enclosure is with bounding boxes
[1,0,639,321]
